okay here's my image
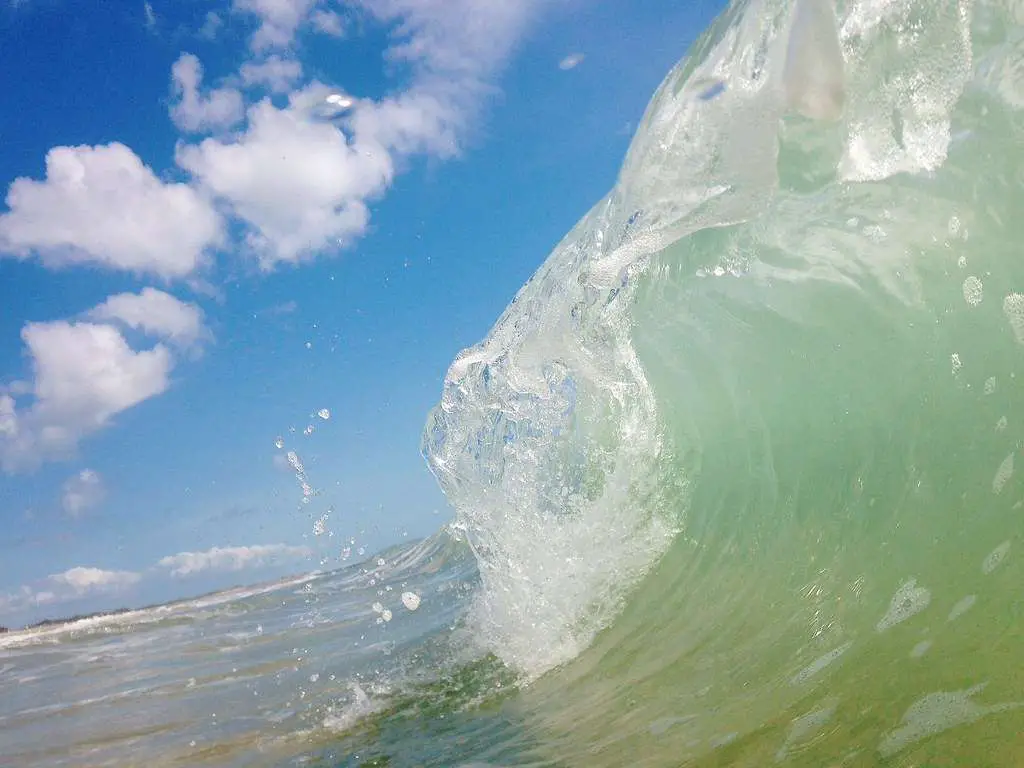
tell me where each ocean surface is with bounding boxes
[4,0,1024,764]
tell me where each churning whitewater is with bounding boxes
[3,0,1024,765]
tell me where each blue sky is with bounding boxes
[0,0,723,627]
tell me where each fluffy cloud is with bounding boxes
[240,54,303,92]
[61,469,104,517]
[0,567,141,617]
[177,0,541,268]
[157,543,312,576]
[0,143,223,279]
[170,53,245,133]
[50,566,141,594]
[177,88,391,267]
[88,288,208,349]
[235,0,319,50]
[1,292,207,471]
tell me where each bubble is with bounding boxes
[982,541,1010,574]
[984,377,996,395]
[992,452,1014,494]
[910,640,932,658]
[950,353,962,375]
[1002,293,1024,344]
[995,415,1008,432]
[318,408,331,420]
[878,684,1022,758]
[948,215,962,238]
[380,609,392,622]
[309,673,319,683]
[274,436,284,449]
[376,558,386,566]
[947,595,976,622]
[790,641,852,685]
[304,425,315,436]
[876,579,931,632]
[957,255,967,269]
[401,591,421,611]
[962,276,983,306]
[371,602,383,614]
[286,451,304,475]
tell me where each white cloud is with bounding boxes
[311,9,345,36]
[240,54,303,93]
[199,11,223,40]
[558,52,584,70]
[177,89,391,267]
[143,1,156,31]
[177,0,541,268]
[1,321,172,471]
[157,543,312,576]
[170,53,245,133]
[0,143,223,279]
[49,566,141,594]
[88,288,208,349]
[61,469,104,517]
[235,0,318,50]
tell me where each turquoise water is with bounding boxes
[4,0,1024,764]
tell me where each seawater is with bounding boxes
[4,0,1024,764]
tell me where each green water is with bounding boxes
[411,0,1024,764]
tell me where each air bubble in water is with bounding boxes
[304,425,314,436]
[910,640,932,658]
[318,409,331,420]
[401,591,421,611]
[371,602,383,614]
[982,541,1010,574]
[274,436,284,449]
[984,377,996,395]
[1002,293,1024,344]
[992,452,1014,494]
[380,609,392,622]
[951,353,962,375]
[876,579,931,632]
[962,276,983,306]
[287,451,304,474]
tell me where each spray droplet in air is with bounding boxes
[783,0,845,121]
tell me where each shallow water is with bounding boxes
[5,0,1024,764]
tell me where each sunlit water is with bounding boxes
[5,0,1024,764]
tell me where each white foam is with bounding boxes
[981,541,1010,574]
[876,579,930,633]
[992,452,1014,494]
[878,684,1022,758]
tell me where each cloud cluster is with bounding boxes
[0,541,311,618]
[61,469,104,517]
[158,543,312,576]
[0,143,224,279]
[0,290,207,471]
[0,0,544,472]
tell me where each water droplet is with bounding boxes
[401,591,421,611]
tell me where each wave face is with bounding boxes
[423,0,1024,761]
